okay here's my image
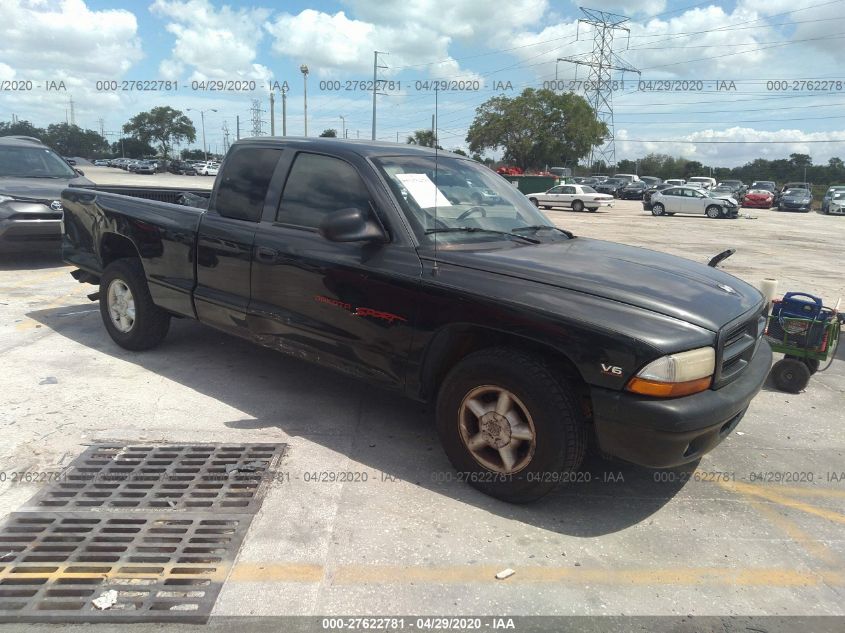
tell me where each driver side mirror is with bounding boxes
[320,207,387,243]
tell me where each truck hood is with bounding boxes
[433,237,762,332]
[0,175,94,201]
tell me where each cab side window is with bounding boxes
[276,153,372,229]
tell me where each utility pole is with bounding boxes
[222,121,230,153]
[187,108,217,160]
[558,7,640,170]
[269,91,275,135]
[68,96,76,126]
[339,115,346,139]
[281,84,287,136]
[300,65,309,136]
[236,115,240,140]
[98,118,105,138]
[372,51,388,140]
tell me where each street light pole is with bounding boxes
[340,115,346,139]
[187,108,217,160]
[300,64,309,136]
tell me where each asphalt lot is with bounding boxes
[1,169,843,622]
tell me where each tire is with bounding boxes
[770,358,811,393]
[100,258,170,351]
[571,200,584,212]
[706,205,722,219]
[436,347,587,503]
[651,203,665,216]
[786,355,820,375]
[529,197,539,207]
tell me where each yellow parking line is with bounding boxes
[718,480,845,526]
[227,563,843,586]
[743,497,840,565]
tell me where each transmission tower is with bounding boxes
[222,120,230,153]
[250,99,264,137]
[558,7,640,170]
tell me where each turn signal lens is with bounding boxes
[626,376,712,398]
[626,347,715,398]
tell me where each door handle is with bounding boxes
[255,246,278,263]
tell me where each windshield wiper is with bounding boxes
[425,227,540,244]
[512,225,575,239]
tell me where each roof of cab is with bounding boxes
[230,136,468,160]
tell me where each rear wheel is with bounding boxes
[571,200,584,212]
[436,348,587,503]
[651,203,665,216]
[706,205,722,219]
[770,358,811,393]
[100,259,170,351]
[529,197,539,207]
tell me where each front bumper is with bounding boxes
[828,205,845,215]
[0,202,64,253]
[590,340,772,468]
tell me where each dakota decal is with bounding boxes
[314,295,407,324]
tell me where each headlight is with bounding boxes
[626,347,715,397]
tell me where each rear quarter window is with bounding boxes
[213,148,283,222]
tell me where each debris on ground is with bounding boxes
[92,590,119,610]
[495,568,515,580]
[226,460,264,475]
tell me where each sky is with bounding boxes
[0,0,844,166]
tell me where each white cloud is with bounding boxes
[265,8,480,80]
[150,0,272,82]
[0,0,142,135]
[346,0,549,41]
[616,126,845,166]
[570,0,668,17]
[0,0,142,78]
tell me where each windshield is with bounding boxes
[784,188,810,196]
[373,155,563,245]
[0,145,77,178]
[580,186,597,193]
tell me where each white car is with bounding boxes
[827,191,845,215]
[688,176,716,190]
[648,186,739,218]
[665,178,685,186]
[196,161,220,176]
[527,184,614,212]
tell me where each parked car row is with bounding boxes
[96,157,221,176]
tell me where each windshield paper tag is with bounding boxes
[395,173,452,208]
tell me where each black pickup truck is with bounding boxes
[62,138,771,502]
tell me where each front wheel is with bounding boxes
[571,200,584,212]
[436,348,587,503]
[529,197,539,207]
[706,205,722,219]
[651,203,665,216]
[100,258,170,351]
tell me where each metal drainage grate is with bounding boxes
[0,443,286,623]
[22,444,286,513]
[0,511,249,622]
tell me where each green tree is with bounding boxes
[111,137,156,158]
[43,123,109,157]
[319,128,337,138]
[0,120,46,141]
[123,106,195,160]
[466,88,606,171]
[406,129,441,148]
[451,148,468,156]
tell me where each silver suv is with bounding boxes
[0,136,93,253]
